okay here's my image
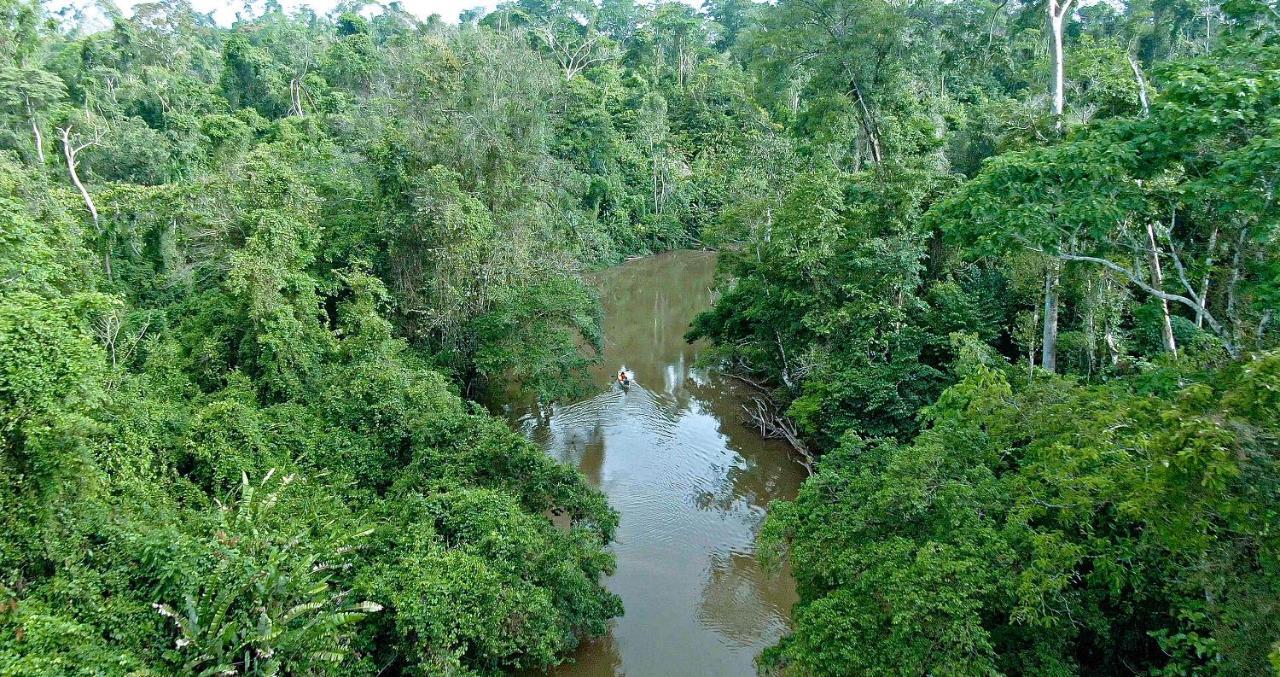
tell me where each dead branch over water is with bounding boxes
[730,373,815,475]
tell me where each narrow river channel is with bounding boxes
[499,250,807,676]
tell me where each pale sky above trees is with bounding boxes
[134,0,496,24]
[107,0,704,26]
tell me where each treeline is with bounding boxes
[680,0,1279,673]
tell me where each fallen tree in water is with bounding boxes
[731,373,815,475]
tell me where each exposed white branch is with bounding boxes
[59,124,102,230]
[1017,235,1237,356]
[1048,0,1075,131]
[741,396,814,476]
[1127,51,1150,117]
[1197,228,1219,329]
[60,123,109,279]
[25,96,45,164]
[530,22,618,81]
[1146,219,1177,356]
[1164,230,1209,329]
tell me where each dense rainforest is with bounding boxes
[0,0,1277,673]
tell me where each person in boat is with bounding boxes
[617,367,631,386]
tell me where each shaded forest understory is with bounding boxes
[1,0,1278,673]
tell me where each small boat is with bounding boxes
[616,366,636,388]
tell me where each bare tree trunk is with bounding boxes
[1103,276,1122,366]
[288,78,305,116]
[652,151,660,215]
[1146,221,1178,357]
[850,80,883,164]
[59,125,108,280]
[1127,52,1150,117]
[60,128,99,230]
[1029,306,1039,378]
[26,98,44,164]
[1203,8,1213,52]
[1048,0,1072,132]
[677,44,685,90]
[1084,277,1097,378]
[774,328,796,391]
[1104,320,1121,365]
[1197,228,1218,328]
[1041,262,1060,372]
[1048,249,1237,356]
[1035,238,1241,356]
[1227,229,1247,347]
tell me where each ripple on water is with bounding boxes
[503,251,808,677]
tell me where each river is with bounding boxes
[498,250,807,676]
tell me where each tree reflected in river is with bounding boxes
[503,252,807,676]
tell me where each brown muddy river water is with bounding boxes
[499,250,807,676]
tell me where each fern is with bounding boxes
[154,470,379,675]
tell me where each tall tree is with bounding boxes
[1048,0,1076,130]
[0,66,64,164]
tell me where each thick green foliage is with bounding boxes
[0,11,636,664]
[0,162,621,673]
[2,0,1278,672]
[690,162,984,448]
[761,347,1280,674]
[682,0,1280,672]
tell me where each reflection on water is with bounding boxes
[500,251,806,676]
